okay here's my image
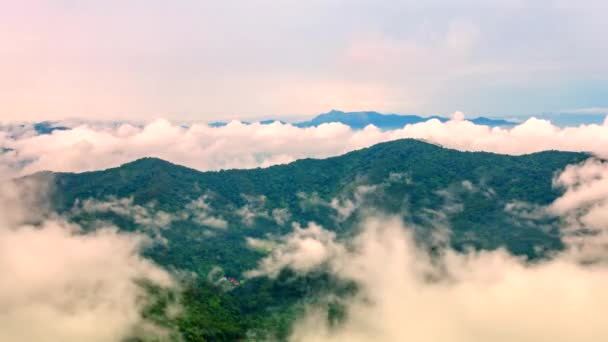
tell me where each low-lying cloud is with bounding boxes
[76,196,175,229]
[0,181,175,342]
[246,161,608,342]
[248,216,608,342]
[1,114,608,178]
[74,194,230,231]
[3,114,608,341]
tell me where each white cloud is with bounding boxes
[247,159,608,341]
[246,237,278,252]
[1,115,608,179]
[245,222,345,278]
[77,195,230,230]
[551,159,608,225]
[330,185,377,221]
[296,185,379,222]
[3,112,608,341]
[77,196,175,229]
[272,208,292,226]
[0,181,175,342]
[546,159,608,264]
[236,195,270,226]
[249,216,608,342]
[185,195,228,229]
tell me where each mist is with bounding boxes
[247,161,608,342]
[0,180,175,342]
[1,114,608,179]
[3,114,608,341]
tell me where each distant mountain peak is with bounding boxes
[299,110,517,129]
[123,156,172,166]
[118,157,199,173]
[206,110,515,130]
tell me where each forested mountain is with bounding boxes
[38,139,589,340]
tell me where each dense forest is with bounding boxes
[37,139,589,340]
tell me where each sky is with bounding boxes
[4,3,608,340]
[1,0,607,121]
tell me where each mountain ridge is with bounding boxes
[43,138,585,178]
[33,137,592,340]
[210,109,516,129]
[42,138,590,261]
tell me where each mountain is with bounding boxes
[47,139,586,271]
[467,116,516,126]
[33,121,70,134]
[38,139,589,340]
[294,110,515,129]
[293,110,445,129]
[207,110,516,129]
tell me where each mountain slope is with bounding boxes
[38,139,590,340]
[52,139,580,209]
[46,139,588,275]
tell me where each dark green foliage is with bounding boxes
[176,282,245,341]
[32,139,591,340]
[131,280,246,342]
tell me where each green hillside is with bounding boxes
[40,139,589,340]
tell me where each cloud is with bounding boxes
[75,194,230,230]
[245,222,345,279]
[330,185,377,221]
[1,115,608,179]
[246,160,608,342]
[236,194,271,226]
[2,112,608,340]
[547,159,608,264]
[76,196,175,229]
[184,195,228,229]
[248,216,608,342]
[296,185,379,223]
[0,180,175,342]
[550,159,608,226]
[246,237,279,253]
[234,196,292,227]
[272,208,292,226]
